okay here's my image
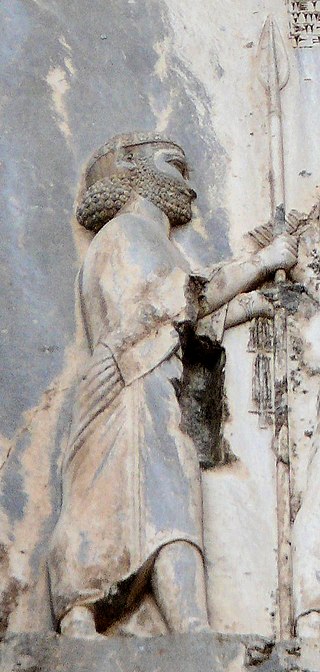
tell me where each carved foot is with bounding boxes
[60,606,105,640]
[296,611,320,639]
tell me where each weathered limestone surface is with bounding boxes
[1,0,320,666]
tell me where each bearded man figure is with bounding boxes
[48,132,298,639]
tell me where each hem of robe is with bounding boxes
[54,536,203,625]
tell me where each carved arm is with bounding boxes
[198,233,298,319]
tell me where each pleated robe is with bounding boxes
[48,210,206,624]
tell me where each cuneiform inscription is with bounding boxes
[289,1,320,47]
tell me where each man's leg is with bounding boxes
[151,540,210,633]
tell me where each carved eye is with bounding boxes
[126,152,134,161]
[168,159,188,179]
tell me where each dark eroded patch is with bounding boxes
[177,325,236,469]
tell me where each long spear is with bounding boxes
[257,16,293,640]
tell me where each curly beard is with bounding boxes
[76,156,195,233]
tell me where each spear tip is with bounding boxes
[257,14,290,92]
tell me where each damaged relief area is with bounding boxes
[175,324,232,470]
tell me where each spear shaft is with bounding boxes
[257,16,293,640]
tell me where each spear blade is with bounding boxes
[258,15,290,94]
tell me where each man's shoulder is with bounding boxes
[83,212,155,269]
[95,212,149,241]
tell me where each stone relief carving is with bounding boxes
[288,1,320,47]
[1,5,320,670]
[47,131,298,639]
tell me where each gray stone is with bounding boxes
[1,633,320,672]
[0,633,254,672]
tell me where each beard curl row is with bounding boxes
[76,157,194,233]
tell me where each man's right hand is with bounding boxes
[199,232,298,319]
[258,233,298,275]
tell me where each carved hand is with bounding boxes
[257,233,298,275]
[225,291,274,329]
[199,234,297,319]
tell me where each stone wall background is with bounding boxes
[0,0,319,639]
